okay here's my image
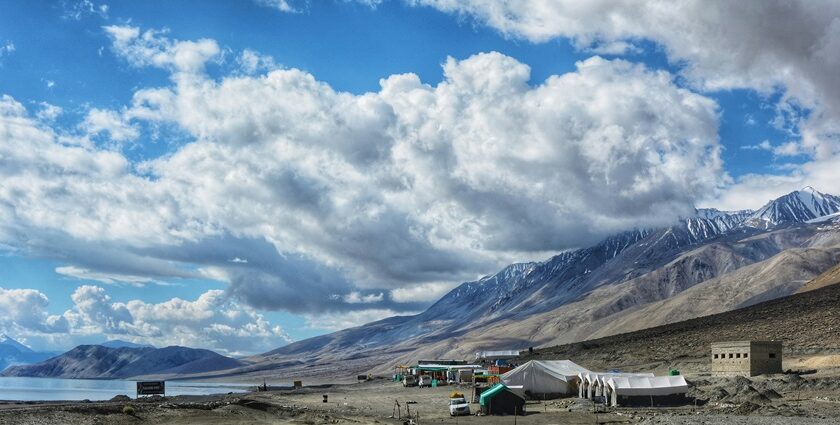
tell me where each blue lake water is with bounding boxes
[0,377,252,401]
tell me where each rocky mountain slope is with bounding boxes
[797,260,840,293]
[526,280,840,373]
[178,188,840,381]
[1,344,243,379]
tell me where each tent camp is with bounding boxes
[578,372,655,399]
[606,376,689,407]
[479,383,526,415]
[501,360,590,398]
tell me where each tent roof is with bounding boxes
[479,383,508,405]
[607,376,688,396]
[595,372,654,385]
[502,360,590,383]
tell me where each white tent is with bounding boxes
[501,360,590,397]
[606,376,688,407]
[593,373,655,398]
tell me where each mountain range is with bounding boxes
[192,187,840,380]
[1,345,243,379]
[0,335,57,372]
[6,187,840,381]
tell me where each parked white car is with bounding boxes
[449,397,470,416]
[418,375,433,388]
[403,375,417,387]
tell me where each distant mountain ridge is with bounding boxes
[1,344,243,379]
[99,339,155,349]
[200,187,840,381]
[0,335,55,372]
[0,334,33,354]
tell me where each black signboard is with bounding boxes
[136,381,166,397]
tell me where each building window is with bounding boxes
[713,354,718,359]
[729,353,733,358]
[736,353,741,358]
[769,353,776,358]
[744,353,748,358]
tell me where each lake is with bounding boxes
[0,377,252,401]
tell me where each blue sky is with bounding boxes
[0,0,838,354]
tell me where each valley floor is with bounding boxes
[2,374,840,425]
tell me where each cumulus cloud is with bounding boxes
[0,27,727,324]
[406,0,840,204]
[81,108,139,144]
[0,287,68,335]
[237,49,279,74]
[36,102,63,122]
[2,285,290,355]
[103,26,220,74]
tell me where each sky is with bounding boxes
[1,0,839,356]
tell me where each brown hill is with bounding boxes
[797,261,840,293]
[526,281,840,374]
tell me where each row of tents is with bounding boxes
[498,360,688,407]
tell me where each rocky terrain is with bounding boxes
[526,280,840,374]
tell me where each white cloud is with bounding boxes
[4,285,290,355]
[407,0,840,206]
[255,0,301,13]
[55,265,166,287]
[35,102,63,122]
[81,108,139,143]
[0,41,14,58]
[0,28,728,318]
[102,26,220,74]
[237,49,279,74]
[340,291,385,304]
[0,287,68,335]
[391,282,457,303]
[305,308,410,331]
[63,0,109,20]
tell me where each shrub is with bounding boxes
[123,405,136,416]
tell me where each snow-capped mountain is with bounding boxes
[695,208,754,231]
[0,334,33,354]
[212,187,840,380]
[746,187,840,228]
[0,335,55,372]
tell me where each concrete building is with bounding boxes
[711,341,783,377]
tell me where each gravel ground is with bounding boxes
[1,375,839,424]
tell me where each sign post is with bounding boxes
[136,381,166,398]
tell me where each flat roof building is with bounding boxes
[711,340,782,377]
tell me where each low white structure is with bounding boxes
[501,360,590,398]
[606,376,688,407]
[475,350,521,361]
